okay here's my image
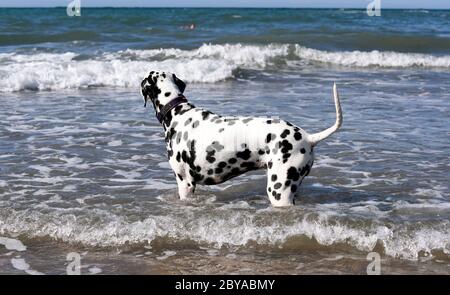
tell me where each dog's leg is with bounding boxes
[266,162,298,207]
[176,178,195,200]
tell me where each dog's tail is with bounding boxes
[308,83,343,146]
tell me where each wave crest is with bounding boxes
[0,207,449,261]
[1,43,450,92]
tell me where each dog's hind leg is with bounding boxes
[266,163,296,207]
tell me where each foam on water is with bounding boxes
[1,43,450,92]
[0,205,448,261]
[0,237,27,252]
[10,258,44,275]
[293,45,450,68]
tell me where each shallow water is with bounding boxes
[0,8,450,274]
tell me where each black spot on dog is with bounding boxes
[294,132,302,140]
[177,174,183,181]
[165,92,171,97]
[266,120,272,124]
[274,182,282,189]
[268,161,273,169]
[206,150,216,163]
[204,178,215,185]
[242,118,253,124]
[215,167,223,174]
[280,129,290,138]
[300,148,306,154]
[282,153,291,163]
[228,158,237,164]
[291,185,297,193]
[176,152,181,162]
[271,174,277,181]
[207,169,213,175]
[266,133,276,144]
[287,167,300,181]
[285,180,291,186]
[218,161,227,168]
[192,121,199,128]
[280,140,293,154]
[181,150,188,163]
[219,128,224,132]
[236,149,251,160]
[201,111,212,120]
[176,132,182,144]
[258,149,265,155]
[184,118,192,126]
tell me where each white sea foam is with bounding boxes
[0,237,27,251]
[0,207,449,261]
[88,266,102,274]
[10,257,44,275]
[1,43,449,92]
[293,44,450,68]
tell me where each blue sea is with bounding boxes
[0,8,449,274]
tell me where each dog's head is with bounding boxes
[141,71,186,111]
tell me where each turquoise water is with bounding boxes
[1,8,450,53]
[0,8,449,274]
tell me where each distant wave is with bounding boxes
[1,43,450,92]
[293,44,450,68]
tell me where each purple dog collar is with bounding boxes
[156,95,187,123]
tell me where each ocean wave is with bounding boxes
[293,44,450,68]
[0,206,449,261]
[1,43,450,92]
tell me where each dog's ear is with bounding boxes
[141,77,159,107]
[141,78,150,107]
[172,74,186,93]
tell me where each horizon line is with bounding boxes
[0,6,447,9]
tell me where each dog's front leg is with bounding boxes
[176,177,195,200]
[177,183,195,200]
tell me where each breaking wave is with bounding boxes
[0,205,449,261]
[1,43,450,92]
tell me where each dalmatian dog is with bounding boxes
[141,71,342,207]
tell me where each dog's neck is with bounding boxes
[153,94,194,129]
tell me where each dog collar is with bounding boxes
[156,95,188,124]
